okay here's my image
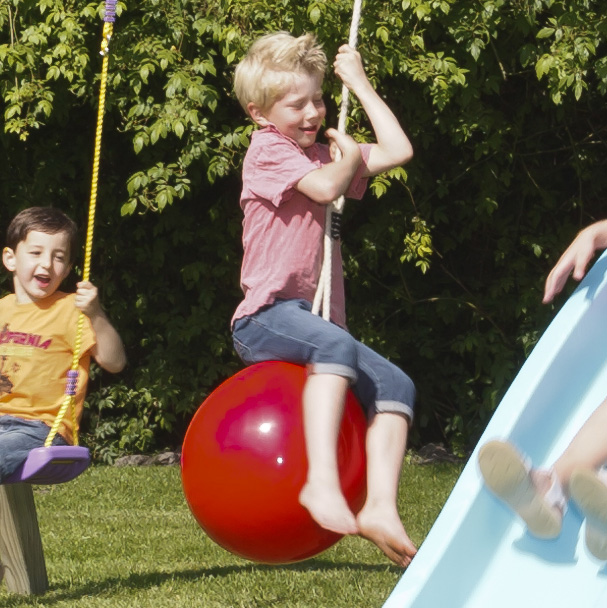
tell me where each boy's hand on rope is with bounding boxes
[297,128,361,204]
[77,280,127,373]
[75,281,103,318]
[325,128,361,164]
[333,44,370,93]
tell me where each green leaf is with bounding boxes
[537,27,555,39]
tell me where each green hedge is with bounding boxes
[2,0,606,458]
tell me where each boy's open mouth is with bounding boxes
[34,275,51,287]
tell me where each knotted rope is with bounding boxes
[311,0,363,320]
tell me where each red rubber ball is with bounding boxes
[181,361,367,564]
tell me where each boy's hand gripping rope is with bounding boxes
[45,0,117,448]
[312,0,363,320]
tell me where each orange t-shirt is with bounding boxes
[0,291,96,444]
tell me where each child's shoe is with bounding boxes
[478,440,566,538]
[569,468,607,560]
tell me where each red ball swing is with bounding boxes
[180,361,367,564]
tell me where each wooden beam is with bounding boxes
[0,484,48,594]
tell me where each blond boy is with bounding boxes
[231,33,417,566]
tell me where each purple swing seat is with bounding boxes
[3,446,90,485]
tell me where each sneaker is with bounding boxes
[478,440,565,538]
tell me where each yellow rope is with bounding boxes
[45,21,114,448]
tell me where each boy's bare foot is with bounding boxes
[299,482,359,535]
[357,503,417,567]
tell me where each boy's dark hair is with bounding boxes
[6,207,79,264]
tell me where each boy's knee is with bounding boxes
[308,331,358,382]
[378,368,416,419]
[316,331,358,368]
[399,372,416,405]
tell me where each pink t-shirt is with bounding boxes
[232,125,371,329]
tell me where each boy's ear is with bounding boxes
[2,247,16,273]
[247,103,269,127]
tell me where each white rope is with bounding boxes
[312,0,363,320]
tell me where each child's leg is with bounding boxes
[231,300,360,534]
[554,397,607,559]
[553,397,607,490]
[569,468,607,559]
[351,341,417,567]
[477,397,607,539]
[0,416,65,481]
[298,372,359,535]
[478,440,565,538]
[356,411,417,567]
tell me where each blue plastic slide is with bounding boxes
[383,252,607,608]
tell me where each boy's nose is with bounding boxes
[305,102,321,119]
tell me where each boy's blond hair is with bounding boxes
[234,32,327,115]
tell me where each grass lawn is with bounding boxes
[0,460,463,608]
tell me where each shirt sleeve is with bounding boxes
[305,141,372,201]
[345,143,373,200]
[245,135,321,208]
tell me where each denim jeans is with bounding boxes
[0,416,67,482]
[232,299,415,421]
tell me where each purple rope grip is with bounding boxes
[65,369,79,396]
[104,0,117,23]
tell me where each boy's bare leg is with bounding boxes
[356,411,417,567]
[554,397,607,491]
[298,372,359,535]
[555,397,607,559]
